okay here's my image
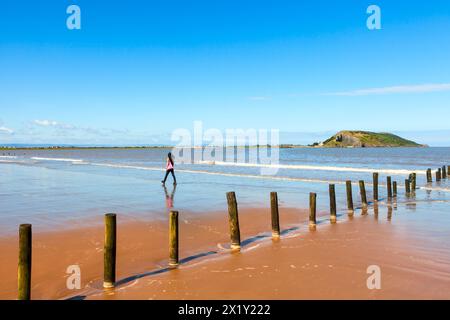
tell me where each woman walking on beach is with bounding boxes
[162,152,177,185]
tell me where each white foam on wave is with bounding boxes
[31,157,84,163]
[198,160,426,175]
[3,158,448,192]
[91,162,347,185]
[0,156,17,159]
[92,162,450,192]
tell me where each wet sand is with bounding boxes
[1,201,450,300]
[0,207,304,300]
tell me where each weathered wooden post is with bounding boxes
[169,211,179,267]
[443,166,447,179]
[329,184,337,224]
[359,180,368,209]
[309,192,317,231]
[270,192,280,238]
[426,169,432,183]
[387,176,392,200]
[393,181,397,197]
[103,213,116,288]
[411,173,417,190]
[226,192,241,250]
[405,179,411,195]
[18,224,32,300]
[373,172,379,202]
[345,180,354,214]
[436,169,441,181]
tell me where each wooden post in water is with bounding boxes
[18,224,32,300]
[309,192,317,231]
[443,166,447,179]
[226,192,241,250]
[393,181,397,197]
[103,213,116,288]
[373,172,379,202]
[345,180,354,214]
[426,169,432,183]
[270,192,280,238]
[329,184,337,224]
[359,180,368,209]
[169,211,179,267]
[387,176,392,200]
[405,179,411,195]
[436,169,441,182]
[411,173,417,190]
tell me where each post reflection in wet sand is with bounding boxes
[373,203,379,220]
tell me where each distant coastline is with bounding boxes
[0,131,430,150]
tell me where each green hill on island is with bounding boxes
[321,131,424,148]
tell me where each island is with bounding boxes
[320,130,425,148]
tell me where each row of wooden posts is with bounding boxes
[432,165,449,182]
[16,166,449,299]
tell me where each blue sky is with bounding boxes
[1,0,450,146]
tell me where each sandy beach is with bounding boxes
[1,198,449,300]
[0,207,303,300]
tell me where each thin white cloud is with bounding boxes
[33,119,75,129]
[325,83,450,96]
[30,119,131,138]
[0,126,14,134]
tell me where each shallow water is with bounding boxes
[0,147,449,235]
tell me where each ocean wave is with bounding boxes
[2,159,449,192]
[91,162,347,184]
[31,157,84,163]
[0,156,17,159]
[197,161,426,175]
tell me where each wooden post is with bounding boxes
[226,192,241,250]
[18,224,32,300]
[345,180,354,214]
[329,184,337,224]
[443,166,447,179]
[373,172,379,202]
[426,169,432,183]
[393,181,397,197]
[387,176,392,200]
[103,213,116,288]
[169,211,179,267]
[359,180,368,209]
[309,192,317,230]
[270,192,280,238]
[436,169,441,181]
[405,179,411,194]
[411,173,417,190]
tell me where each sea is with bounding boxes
[1,147,449,235]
